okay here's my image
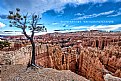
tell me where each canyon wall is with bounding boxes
[35,43,121,81]
[36,45,105,81]
[36,44,78,72]
[0,40,121,81]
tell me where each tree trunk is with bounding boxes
[30,38,36,65]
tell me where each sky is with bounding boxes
[0,0,121,35]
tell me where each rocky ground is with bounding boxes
[1,65,89,81]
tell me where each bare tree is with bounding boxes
[7,8,47,67]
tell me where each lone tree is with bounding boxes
[7,8,47,67]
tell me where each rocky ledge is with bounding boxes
[1,65,89,81]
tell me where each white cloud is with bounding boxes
[74,10,114,20]
[98,11,114,16]
[61,0,108,4]
[107,12,121,17]
[88,24,121,31]
[52,22,59,25]
[1,0,120,15]
[72,24,121,31]
[0,22,6,28]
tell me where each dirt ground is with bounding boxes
[1,65,89,81]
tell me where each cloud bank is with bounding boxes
[73,24,121,31]
[1,0,121,15]
[74,10,115,20]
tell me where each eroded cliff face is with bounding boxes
[78,48,105,81]
[100,46,121,78]
[36,44,78,72]
[35,45,104,81]
[35,42,121,81]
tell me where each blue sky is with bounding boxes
[0,0,121,35]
